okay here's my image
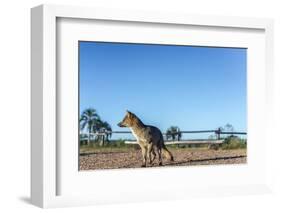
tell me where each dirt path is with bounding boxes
[79,148,247,170]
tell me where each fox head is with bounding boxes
[118,110,137,128]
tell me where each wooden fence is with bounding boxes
[83,128,247,145]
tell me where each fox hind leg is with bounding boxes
[151,149,156,164]
[157,148,163,166]
[147,144,156,165]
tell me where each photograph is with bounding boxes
[78,41,247,171]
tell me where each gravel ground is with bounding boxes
[79,148,247,171]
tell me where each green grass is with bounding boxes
[80,146,136,154]
[80,137,247,154]
[80,139,139,154]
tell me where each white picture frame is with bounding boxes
[31,4,274,208]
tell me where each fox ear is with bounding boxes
[126,110,132,117]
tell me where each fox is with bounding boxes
[118,110,174,167]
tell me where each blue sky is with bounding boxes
[79,41,247,139]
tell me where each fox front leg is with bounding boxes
[141,147,147,167]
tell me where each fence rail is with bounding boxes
[124,139,225,145]
[87,129,247,136]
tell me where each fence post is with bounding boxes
[98,133,105,146]
[216,128,221,140]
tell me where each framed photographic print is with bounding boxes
[31,4,274,208]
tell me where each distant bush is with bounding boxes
[220,136,247,150]
[112,139,125,147]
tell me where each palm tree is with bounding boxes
[166,126,182,141]
[96,120,112,146]
[224,123,234,137]
[80,108,100,145]
[225,123,234,132]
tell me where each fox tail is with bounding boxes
[162,146,174,161]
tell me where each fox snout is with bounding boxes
[118,122,125,127]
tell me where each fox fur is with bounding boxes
[118,110,174,167]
